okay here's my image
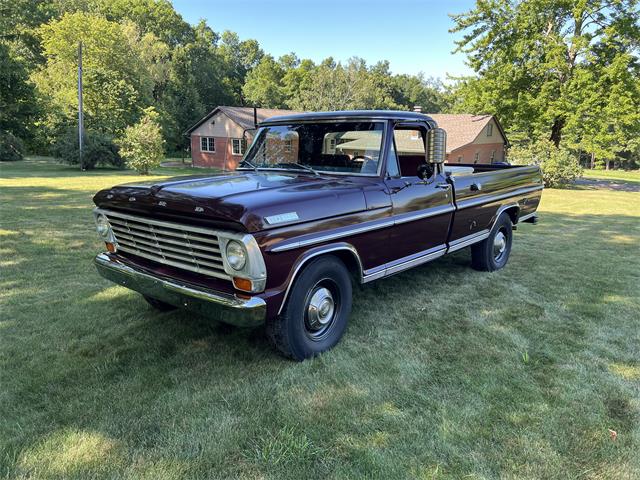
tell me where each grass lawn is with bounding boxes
[582,168,640,184]
[1,159,639,479]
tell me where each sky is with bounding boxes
[170,0,476,80]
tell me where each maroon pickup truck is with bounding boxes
[93,110,542,360]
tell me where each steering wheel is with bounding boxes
[350,155,372,163]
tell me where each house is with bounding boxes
[185,107,509,169]
[427,114,509,164]
[184,106,299,170]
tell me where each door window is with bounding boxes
[394,127,426,177]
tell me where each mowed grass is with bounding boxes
[1,159,639,479]
[582,168,640,184]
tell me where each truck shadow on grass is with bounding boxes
[2,197,640,477]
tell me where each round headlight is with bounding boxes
[226,240,246,270]
[95,214,110,238]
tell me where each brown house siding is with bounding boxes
[447,142,506,164]
[191,135,245,170]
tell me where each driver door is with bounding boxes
[384,125,453,263]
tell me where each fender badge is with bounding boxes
[158,201,167,207]
[194,206,204,213]
[129,197,136,202]
[265,212,299,224]
[106,194,113,199]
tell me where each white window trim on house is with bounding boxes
[486,124,493,137]
[231,138,245,156]
[284,139,292,153]
[201,137,215,153]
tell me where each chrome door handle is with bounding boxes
[435,183,451,190]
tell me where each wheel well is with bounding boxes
[502,205,520,225]
[329,249,363,283]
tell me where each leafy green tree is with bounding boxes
[118,107,164,174]
[33,13,154,143]
[92,0,193,47]
[242,55,286,108]
[450,0,640,158]
[219,31,264,104]
[0,130,25,161]
[391,74,451,113]
[0,42,38,140]
[509,139,582,187]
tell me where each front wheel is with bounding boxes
[266,256,352,361]
[471,213,513,271]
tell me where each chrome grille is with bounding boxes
[100,209,230,281]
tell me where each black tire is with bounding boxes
[471,213,513,271]
[143,295,177,312]
[266,255,352,361]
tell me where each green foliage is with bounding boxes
[33,12,152,140]
[450,0,640,166]
[509,139,582,188]
[0,42,38,141]
[118,107,164,174]
[0,130,25,161]
[52,128,122,169]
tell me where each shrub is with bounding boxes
[118,107,164,175]
[508,139,582,187]
[0,131,25,161]
[52,129,123,169]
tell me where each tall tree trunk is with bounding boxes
[605,159,610,170]
[550,117,565,147]
[590,152,595,169]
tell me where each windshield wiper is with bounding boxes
[238,159,258,171]
[276,162,319,176]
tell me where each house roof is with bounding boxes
[184,106,300,135]
[426,114,508,153]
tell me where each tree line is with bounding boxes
[1,0,638,173]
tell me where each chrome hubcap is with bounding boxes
[493,231,507,260]
[306,287,335,330]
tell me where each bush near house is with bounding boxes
[509,139,582,188]
[119,107,165,175]
[52,129,123,170]
[0,131,24,161]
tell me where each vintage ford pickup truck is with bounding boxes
[93,110,542,360]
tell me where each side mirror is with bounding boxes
[427,128,447,164]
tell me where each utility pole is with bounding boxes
[78,41,84,170]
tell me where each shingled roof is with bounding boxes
[426,114,508,153]
[184,106,299,135]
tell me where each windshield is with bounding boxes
[239,121,385,175]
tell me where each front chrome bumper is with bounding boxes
[94,253,266,327]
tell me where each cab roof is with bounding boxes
[260,110,437,127]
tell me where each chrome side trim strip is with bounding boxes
[270,205,454,253]
[362,245,446,283]
[456,185,543,210]
[270,219,395,253]
[393,205,455,225]
[518,212,537,223]
[447,230,491,253]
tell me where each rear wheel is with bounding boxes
[471,213,513,271]
[266,256,352,361]
[143,295,177,312]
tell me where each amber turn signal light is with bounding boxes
[105,242,116,253]
[232,277,252,292]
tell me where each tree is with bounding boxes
[33,12,153,142]
[219,31,264,104]
[118,107,164,174]
[391,74,451,113]
[288,57,399,111]
[0,42,38,140]
[242,55,286,108]
[450,0,640,159]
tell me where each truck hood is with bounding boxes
[93,171,370,232]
